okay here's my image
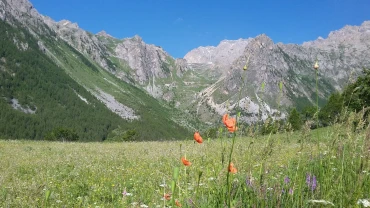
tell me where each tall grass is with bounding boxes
[0,118,369,207]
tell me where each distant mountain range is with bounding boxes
[0,0,369,140]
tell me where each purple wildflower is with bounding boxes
[284,176,290,184]
[289,188,293,195]
[306,173,311,186]
[311,175,317,191]
[306,173,317,191]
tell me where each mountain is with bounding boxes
[0,0,369,140]
[0,0,195,141]
[183,23,370,123]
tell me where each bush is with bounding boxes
[44,127,79,142]
[288,108,302,131]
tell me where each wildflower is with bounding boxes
[314,61,319,70]
[122,188,132,197]
[228,162,237,173]
[222,114,237,132]
[357,199,370,207]
[289,188,293,195]
[181,157,191,166]
[311,176,317,190]
[140,204,149,208]
[306,173,317,191]
[175,199,182,207]
[308,199,334,206]
[193,131,203,144]
[163,193,171,200]
[284,176,290,184]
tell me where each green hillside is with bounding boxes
[0,20,191,141]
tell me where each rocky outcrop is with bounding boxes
[46,19,112,71]
[114,35,174,84]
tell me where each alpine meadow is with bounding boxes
[0,0,369,207]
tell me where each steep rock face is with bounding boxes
[174,58,190,76]
[114,35,174,84]
[44,19,112,71]
[184,38,252,66]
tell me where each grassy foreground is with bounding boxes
[0,124,369,207]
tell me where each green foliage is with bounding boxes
[319,92,343,126]
[204,127,218,139]
[342,68,370,112]
[261,117,280,135]
[288,108,302,130]
[301,105,316,121]
[45,127,79,142]
[106,128,137,142]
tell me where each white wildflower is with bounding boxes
[307,199,334,206]
[357,199,370,207]
[140,204,149,208]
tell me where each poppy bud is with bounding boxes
[314,61,319,70]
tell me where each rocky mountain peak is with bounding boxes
[184,38,251,66]
[127,34,143,42]
[96,30,114,38]
[57,20,79,30]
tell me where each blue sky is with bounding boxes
[30,0,370,58]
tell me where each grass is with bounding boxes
[0,124,369,207]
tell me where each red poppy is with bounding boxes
[181,157,191,166]
[222,114,237,132]
[164,193,171,200]
[175,199,182,207]
[194,131,203,144]
[228,162,237,174]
